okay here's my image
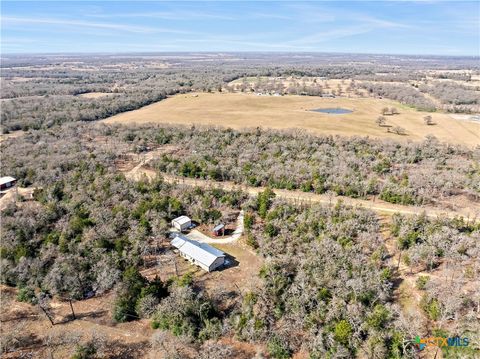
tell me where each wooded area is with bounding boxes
[1,53,479,358]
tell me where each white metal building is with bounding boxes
[171,234,225,272]
[171,215,192,231]
[0,176,16,191]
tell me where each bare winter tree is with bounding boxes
[42,256,87,321]
[37,292,55,326]
[391,126,406,135]
[375,116,386,127]
[43,328,82,359]
[423,115,434,125]
[199,343,234,359]
[150,330,192,359]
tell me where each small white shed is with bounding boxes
[0,176,16,190]
[171,215,192,231]
[171,234,225,272]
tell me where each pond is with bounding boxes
[311,108,353,114]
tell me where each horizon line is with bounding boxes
[1,50,479,58]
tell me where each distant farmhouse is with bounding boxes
[0,176,16,191]
[171,215,192,232]
[171,234,225,272]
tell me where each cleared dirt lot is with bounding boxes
[103,92,480,147]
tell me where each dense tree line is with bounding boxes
[0,66,238,131]
[390,214,480,357]
[359,82,437,111]
[1,122,479,357]
[419,81,479,111]
[104,125,480,206]
[232,196,480,358]
[0,124,247,330]
[234,196,404,357]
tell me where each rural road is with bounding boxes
[124,163,479,221]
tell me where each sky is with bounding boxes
[1,1,479,56]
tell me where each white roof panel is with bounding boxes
[213,224,225,231]
[0,176,16,185]
[172,215,191,225]
[171,234,225,267]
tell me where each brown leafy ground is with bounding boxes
[0,286,152,358]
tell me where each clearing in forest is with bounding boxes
[103,92,480,147]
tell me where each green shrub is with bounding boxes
[421,295,441,320]
[114,269,168,323]
[246,232,259,249]
[112,295,137,323]
[243,212,255,230]
[257,188,275,219]
[367,304,390,330]
[176,272,193,287]
[17,287,37,305]
[72,342,96,359]
[334,320,353,345]
[416,276,430,290]
[267,336,291,359]
[265,223,279,237]
[198,317,222,341]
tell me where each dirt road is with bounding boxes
[185,210,244,244]
[126,166,479,220]
[0,187,35,210]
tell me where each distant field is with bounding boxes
[77,92,115,99]
[103,92,480,146]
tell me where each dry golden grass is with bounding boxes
[103,92,480,147]
[77,92,114,99]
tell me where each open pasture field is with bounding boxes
[104,92,480,146]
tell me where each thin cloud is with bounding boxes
[1,16,190,34]
[249,13,292,20]
[282,3,337,23]
[288,26,374,46]
[357,15,414,29]
[88,10,235,21]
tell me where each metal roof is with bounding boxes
[172,215,191,225]
[213,224,225,231]
[0,176,16,185]
[171,234,225,267]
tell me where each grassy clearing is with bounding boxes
[77,92,115,99]
[103,92,480,147]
